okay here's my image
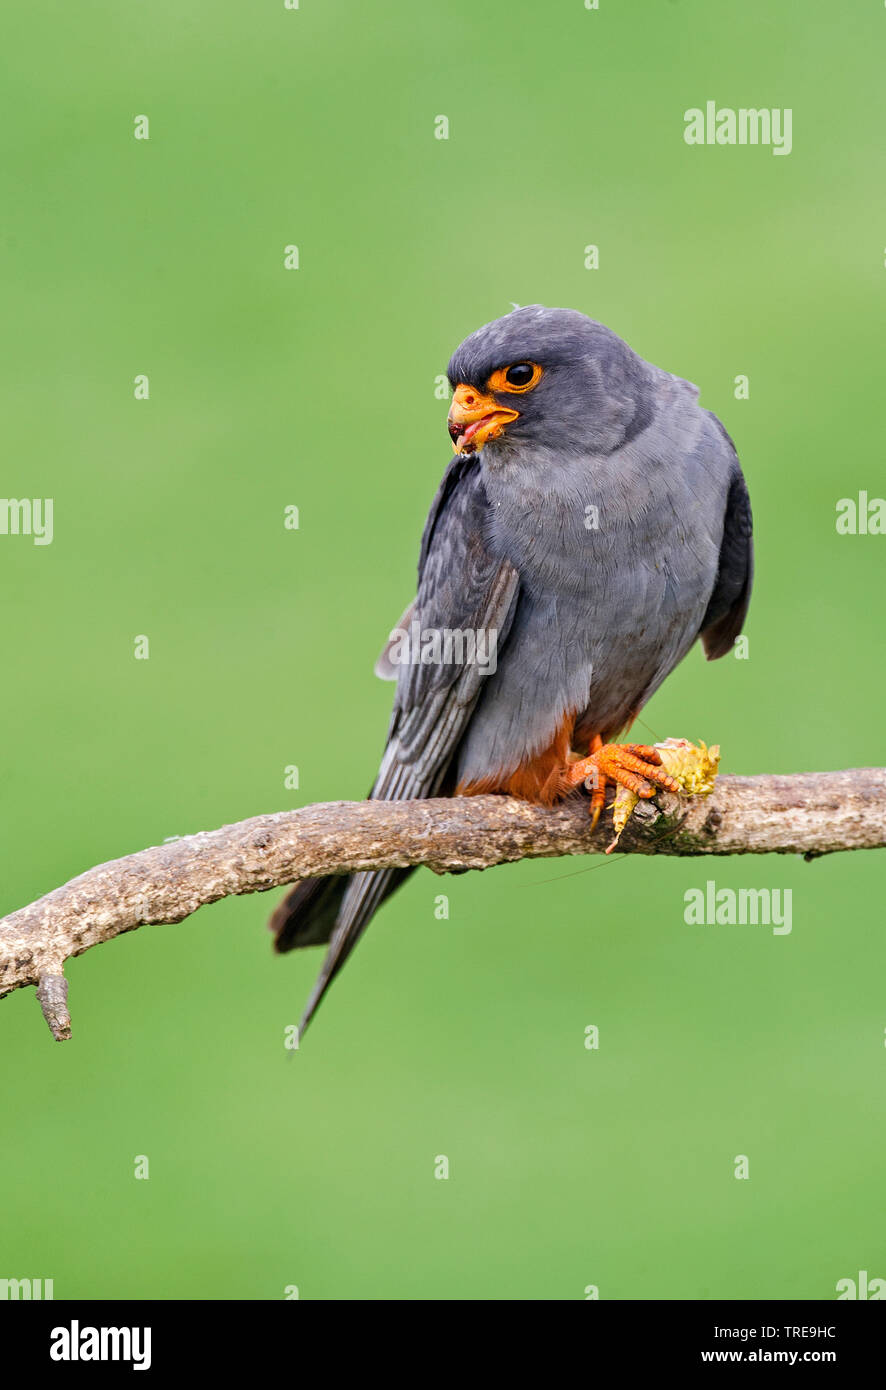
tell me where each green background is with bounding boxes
[3,0,885,1300]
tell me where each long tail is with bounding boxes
[270,867,412,1036]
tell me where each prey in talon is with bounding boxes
[271,306,753,1035]
[565,737,682,830]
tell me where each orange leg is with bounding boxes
[564,735,681,830]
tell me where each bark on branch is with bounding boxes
[2,769,884,1039]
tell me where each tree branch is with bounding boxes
[2,769,884,1039]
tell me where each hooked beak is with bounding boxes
[447,383,519,454]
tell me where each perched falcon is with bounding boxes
[271,306,753,1034]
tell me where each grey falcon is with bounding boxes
[270,305,753,1035]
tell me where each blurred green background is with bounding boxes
[2,0,885,1300]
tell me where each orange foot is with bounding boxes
[564,737,681,830]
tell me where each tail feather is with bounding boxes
[271,688,460,1034]
[296,869,403,1036]
[270,875,349,953]
[270,866,413,1037]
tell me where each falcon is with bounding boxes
[271,306,753,1034]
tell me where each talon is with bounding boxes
[587,773,606,830]
[623,744,662,763]
[564,739,682,823]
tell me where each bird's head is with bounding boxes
[446,305,651,463]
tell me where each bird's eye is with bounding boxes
[506,363,534,386]
[488,361,543,394]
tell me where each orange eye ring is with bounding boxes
[487,361,543,394]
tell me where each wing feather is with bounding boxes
[295,454,521,1032]
[700,439,754,660]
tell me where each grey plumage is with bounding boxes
[270,305,753,1035]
